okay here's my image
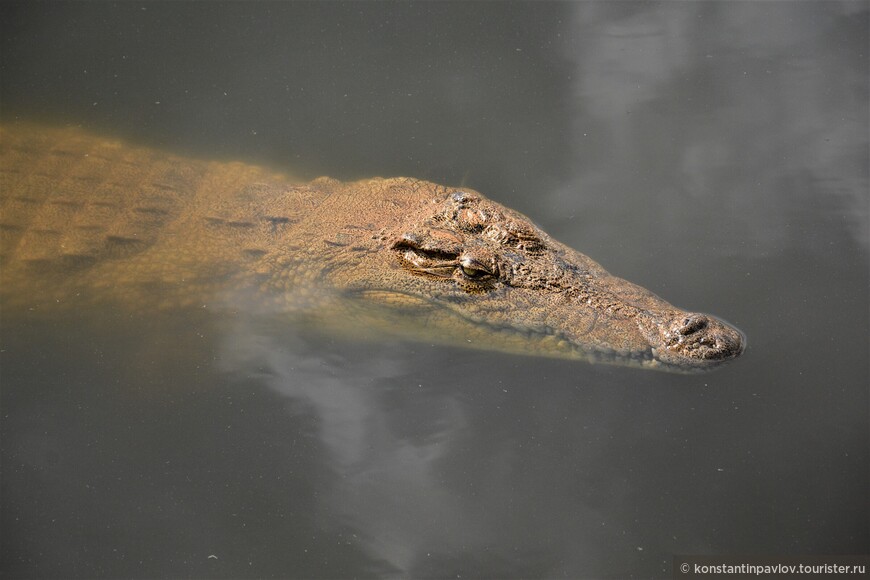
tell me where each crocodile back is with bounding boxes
[0,123,303,310]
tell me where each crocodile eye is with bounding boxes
[459,256,492,280]
[461,265,486,278]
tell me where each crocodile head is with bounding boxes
[332,182,744,372]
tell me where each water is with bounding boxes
[1,2,867,578]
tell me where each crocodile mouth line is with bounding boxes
[344,288,673,370]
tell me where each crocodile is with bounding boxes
[0,122,744,372]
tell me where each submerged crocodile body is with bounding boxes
[0,123,744,372]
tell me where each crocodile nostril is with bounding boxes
[679,314,709,336]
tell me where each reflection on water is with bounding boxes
[221,326,477,575]
[1,2,867,578]
[220,317,609,577]
[554,1,868,265]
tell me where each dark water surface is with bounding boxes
[1,2,867,578]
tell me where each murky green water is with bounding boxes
[2,2,867,578]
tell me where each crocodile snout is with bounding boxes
[640,311,745,370]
